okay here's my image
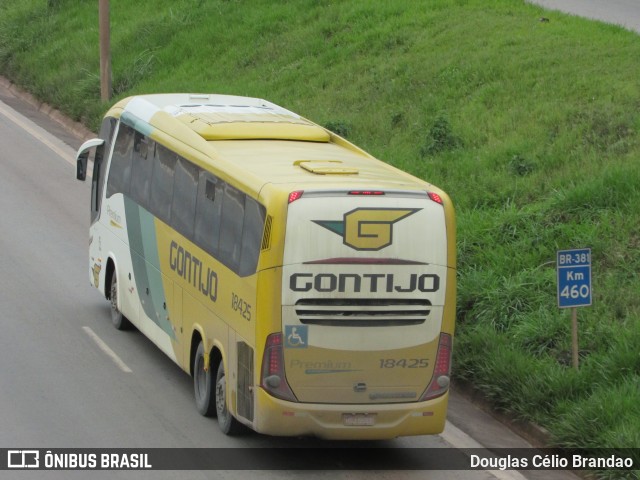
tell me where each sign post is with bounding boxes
[99,0,111,102]
[557,248,592,370]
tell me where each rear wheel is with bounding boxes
[215,361,244,435]
[193,341,216,417]
[109,272,132,330]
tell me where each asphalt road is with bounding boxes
[529,0,640,33]
[0,86,579,480]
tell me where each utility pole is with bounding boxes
[99,0,111,102]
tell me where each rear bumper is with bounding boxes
[252,388,449,440]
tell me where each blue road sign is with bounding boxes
[557,248,592,308]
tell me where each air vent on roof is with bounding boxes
[295,160,359,175]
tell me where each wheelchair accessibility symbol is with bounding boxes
[285,325,308,349]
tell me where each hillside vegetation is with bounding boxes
[1,0,638,474]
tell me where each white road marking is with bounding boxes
[82,326,133,373]
[442,421,529,480]
[0,99,76,166]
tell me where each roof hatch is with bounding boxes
[163,104,330,142]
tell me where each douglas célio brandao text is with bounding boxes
[470,453,635,471]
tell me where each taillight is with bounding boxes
[428,192,444,205]
[261,333,297,402]
[419,333,452,401]
[288,191,304,204]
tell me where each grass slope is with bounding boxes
[1,0,638,472]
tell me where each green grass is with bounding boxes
[1,0,639,473]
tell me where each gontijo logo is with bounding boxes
[313,208,421,251]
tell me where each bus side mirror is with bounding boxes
[75,138,105,181]
[77,151,89,181]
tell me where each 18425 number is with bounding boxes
[379,358,429,369]
[231,293,252,321]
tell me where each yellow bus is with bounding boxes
[75,94,456,439]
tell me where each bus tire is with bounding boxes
[193,341,217,417]
[109,271,132,330]
[215,361,244,435]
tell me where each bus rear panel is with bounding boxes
[256,189,453,439]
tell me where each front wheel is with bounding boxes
[215,361,244,435]
[110,272,132,330]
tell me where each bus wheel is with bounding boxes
[215,361,244,435]
[109,272,131,330]
[193,341,216,417]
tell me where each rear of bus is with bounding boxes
[256,188,455,439]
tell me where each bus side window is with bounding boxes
[219,183,245,273]
[195,172,223,257]
[106,123,134,198]
[130,131,154,209]
[151,144,177,224]
[91,116,116,223]
[239,197,266,276]
[171,157,199,238]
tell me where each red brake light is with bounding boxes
[261,333,297,402]
[288,191,304,204]
[428,192,443,205]
[420,333,452,401]
[348,191,385,196]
